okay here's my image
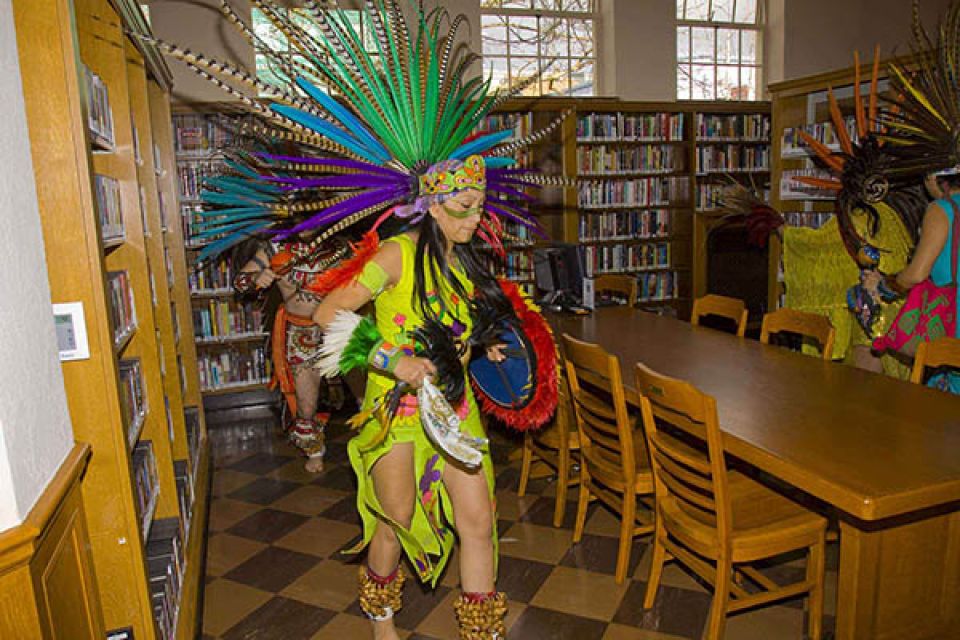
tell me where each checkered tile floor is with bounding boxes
[201,414,838,639]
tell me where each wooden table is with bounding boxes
[549,308,960,640]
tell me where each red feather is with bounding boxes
[305,231,380,296]
[472,280,559,432]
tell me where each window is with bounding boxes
[251,8,376,94]
[677,0,762,100]
[481,1,596,97]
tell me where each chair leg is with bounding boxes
[643,521,667,609]
[806,533,826,640]
[572,471,591,543]
[703,556,732,640]
[615,490,636,584]
[517,433,533,497]
[553,438,570,528]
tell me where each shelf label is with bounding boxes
[53,302,90,361]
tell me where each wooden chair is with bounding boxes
[691,294,748,337]
[595,274,638,306]
[911,337,960,384]
[760,308,836,361]
[634,362,827,640]
[517,367,581,527]
[561,333,654,583]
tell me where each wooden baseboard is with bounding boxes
[0,442,105,638]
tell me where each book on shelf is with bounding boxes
[696,113,770,140]
[197,347,268,391]
[577,144,686,175]
[192,299,265,341]
[164,395,174,444]
[164,246,174,287]
[158,190,169,232]
[118,358,146,447]
[779,168,836,200]
[177,355,187,398]
[132,117,142,165]
[784,211,834,229]
[156,329,166,376]
[174,460,195,540]
[695,144,770,174]
[132,440,159,537]
[582,242,671,276]
[579,209,671,242]
[171,302,181,344]
[153,142,163,176]
[177,160,221,201]
[638,271,679,303]
[184,407,202,472]
[781,116,856,157]
[146,517,185,640]
[577,112,684,142]
[189,259,236,292]
[83,64,114,148]
[94,174,124,243]
[578,176,690,209]
[107,270,137,346]
[172,112,235,155]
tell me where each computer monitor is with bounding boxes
[533,243,584,307]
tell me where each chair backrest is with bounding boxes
[595,274,638,306]
[634,362,731,539]
[760,308,836,360]
[691,294,748,337]
[911,337,960,384]
[561,333,640,485]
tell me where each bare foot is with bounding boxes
[371,618,400,640]
[304,456,324,473]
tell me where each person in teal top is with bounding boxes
[865,171,960,393]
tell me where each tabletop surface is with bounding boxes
[549,308,960,521]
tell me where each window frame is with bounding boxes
[480,1,598,97]
[676,0,764,101]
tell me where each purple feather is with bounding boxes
[255,153,403,177]
[486,179,536,202]
[279,186,409,236]
[484,200,546,238]
[265,174,405,189]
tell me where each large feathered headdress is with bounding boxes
[794,48,925,267]
[143,0,568,264]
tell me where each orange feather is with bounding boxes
[854,51,867,140]
[794,176,842,190]
[869,45,880,129]
[828,87,854,155]
[797,130,845,172]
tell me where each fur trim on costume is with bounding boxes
[471,280,558,432]
[305,230,380,296]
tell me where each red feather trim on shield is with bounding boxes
[305,230,380,296]
[472,279,559,431]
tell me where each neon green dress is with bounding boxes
[783,202,913,377]
[347,234,496,586]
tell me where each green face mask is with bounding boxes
[441,202,483,219]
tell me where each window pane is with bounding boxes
[541,17,569,58]
[253,10,288,51]
[677,0,685,20]
[685,0,710,20]
[678,64,691,100]
[741,29,757,64]
[741,66,758,100]
[569,19,594,58]
[717,65,740,99]
[256,53,287,93]
[480,0,502,7]
[483,56,510,92]
[482,15,509,56]
[691,64,715,99]
[533,0,561,9]
[541,57,570,95]
[510,15,539,56]
[291,10,323,42]
[734,0,757,24]
[712,0,734,22]
[677,26,690,62]
[502,0,531,8]
[716,28,739,63]
[563,0,593,11]
[511,57,540,89]
[691,27,715,63]
[571,59,594,96]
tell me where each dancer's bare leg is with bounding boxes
[293,367,325,472]
[443,463,495,593]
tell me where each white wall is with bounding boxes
[0,0,75,532]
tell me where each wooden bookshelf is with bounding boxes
[12,1,208,638]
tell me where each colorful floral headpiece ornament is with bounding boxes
[142,0,571,264]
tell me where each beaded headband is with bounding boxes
[418,155,486,197]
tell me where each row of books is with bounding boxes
[95,175,124,243]
[193,301,266,341]
[173,113,235,155]
[695,144,770,174]
[576,144,686,175]
[177,162,221,201]
[582,242,671,275]
[637,271,680,302]
[132,440,159,538]
[784,211,834,229]
[694,183,728,210]
[174,461,195,539]
[781,116,857,156]
[119,359,146,448]
[779,168,835,200]
[483,251,534,282]
[180,204,206,245]
[184,407,202,472]
[477,112,532,140]
[578,209,672,242]
[577,112,685,142]
[190,258,236,292]
[108,270,137,347]
[696,113,770,140]
[578,177,690,209]
[197,347,269,391]
[83,65,114,147]
[146,518,185,640]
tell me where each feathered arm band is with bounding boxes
[315,310,411,377]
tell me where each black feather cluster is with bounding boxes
[412,319,465,406]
